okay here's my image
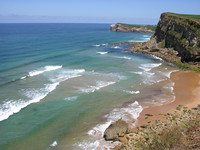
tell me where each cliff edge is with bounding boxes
[117,13,200,70]
[154,12,200,63]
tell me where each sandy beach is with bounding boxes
[133,70,200,129]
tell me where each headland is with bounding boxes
[105,12,200,149]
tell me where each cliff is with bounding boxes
[154,13,200,62]
[110,23,155,33]
[114,13,200,70]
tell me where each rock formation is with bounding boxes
[104,119,129,141]
[111,13,200,70]
[154,13,200,62]
[110,23,155,33]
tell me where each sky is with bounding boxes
[0,0,200,24]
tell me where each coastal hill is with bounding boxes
[110,23,156,33]
[110,13,200,71]
[105,12,200,149]
[154,12,200,63]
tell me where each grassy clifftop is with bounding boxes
[110,23,156,33]
[118,23,156,31]
[168,12,200,21]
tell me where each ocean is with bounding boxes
[0,23,177,150]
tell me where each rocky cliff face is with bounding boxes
[154,13,200,62]
[110,23,155,33]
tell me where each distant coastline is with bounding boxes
[110,13,200,72]
[110,23,155,33]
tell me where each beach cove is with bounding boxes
[0,13,200,150]
[0,23,179,150]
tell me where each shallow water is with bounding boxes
[0,23,176,150]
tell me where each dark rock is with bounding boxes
[154,13,200,62]
[142,46,149,50]
[150,48,159,52]
[104,119,129,141]
[140,125,148,128]
[145,114,153,116]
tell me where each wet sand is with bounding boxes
[133,70,200,128]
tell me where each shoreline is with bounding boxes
[109,39,200,72]
[134,71,200,127]
[115,70,200,148]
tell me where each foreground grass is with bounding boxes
[120,105,200,150]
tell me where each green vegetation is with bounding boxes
[174,62,200,72]
[161,26,167,32]
[121,105,200,150]
[162,13,200,35]
[167,30,182,39]
[119,23,156,31]
[145,25,157,31]
[160,40,165,48]
[168,12,200,21]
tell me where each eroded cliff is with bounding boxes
[154,13,200,62]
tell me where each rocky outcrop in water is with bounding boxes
[110,23,155,33]
[104,119,129,141]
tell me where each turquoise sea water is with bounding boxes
[0,23,176,150]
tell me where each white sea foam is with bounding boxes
[50,141,57,147]
[163,70,178,78]
[77,141,100,150]
[139,63,162,72]
[88,121,112,137]
[143,35,150,38]
[101,43,108,46]
[0,82,59,122]
[123,90,140,94]
[29,66,62,77]
[50,69,85,83]
[1,68,85,122]
[20,76,26,79]
[114,56,131,60]
[142,78,166,85]
[79,81,115,93]
[112,46,120,49]
[21,65,62,79]
[144,37,151,40]
[164,82,175,92]
[64,96,78,101]
[93,43,108,47]
[104,101,143,124]
[87,101,142,138]
[131,71,143,75]
[76,101,143,150]
[76,139,120,150]
[144,71,155,76]
[151,55,163,61]
[96,51,108,55]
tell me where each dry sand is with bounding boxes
[133,70,200,129]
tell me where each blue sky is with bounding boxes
[0,0,199,24]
